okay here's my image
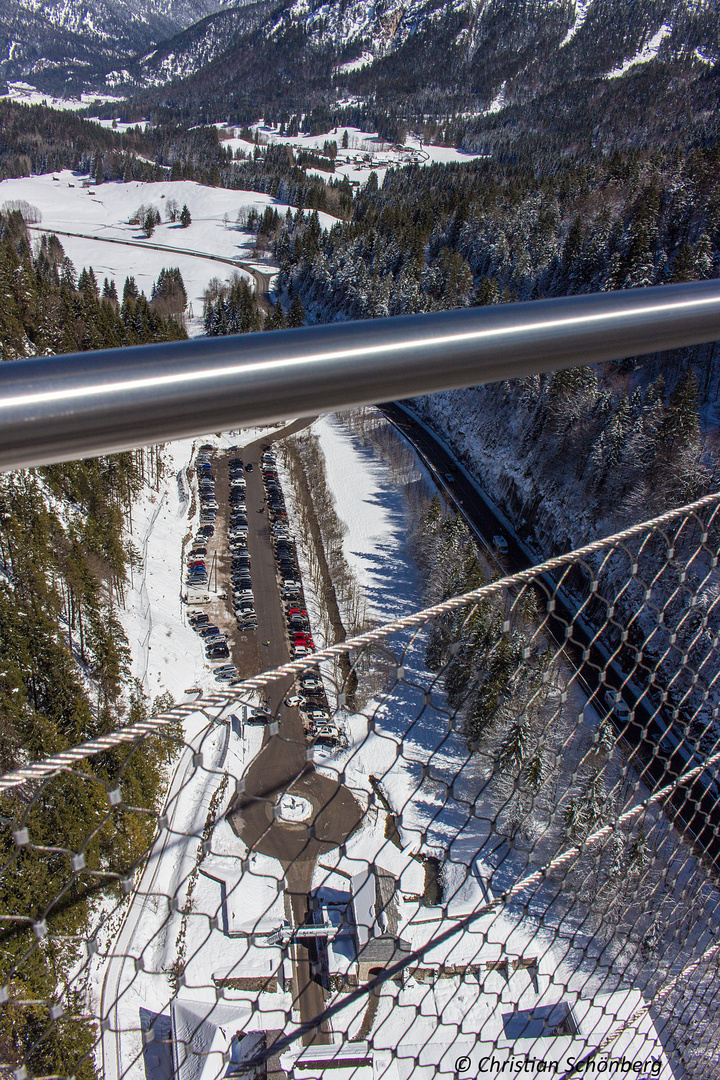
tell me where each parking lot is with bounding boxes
[184,440,339,748]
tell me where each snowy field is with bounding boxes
[0,171,337,331]
[5,81,126,113]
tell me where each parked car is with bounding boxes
[207,645,230,659]
[246,708,271,724]
[602,689,632,726]
[307,709,332,724]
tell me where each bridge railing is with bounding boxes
[1,284,720,1080]
[0,280,719,470]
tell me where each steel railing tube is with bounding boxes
[0,280,719,470]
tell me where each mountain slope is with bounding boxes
[0,0,243,91]
[126,0,720,125]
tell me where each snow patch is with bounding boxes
[559,0,593,48]
[483,81,507,114]
[335,51,374,74]
[605,24,672,79]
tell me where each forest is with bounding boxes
[269,130,720,536]
[0,209,185,1075]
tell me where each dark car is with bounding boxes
[199,625,220,638]
[246,708,271,725]
[199,525,214,537]
[208,645,230,659]
[245,463,253,472]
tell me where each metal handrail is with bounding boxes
[1,280,719,471]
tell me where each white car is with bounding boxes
[284,695,306,708]
[307,709,331,723]
[493,535,509,555]
[602,690,631,725]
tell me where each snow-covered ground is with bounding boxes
[221,125,488,188]
[0,171,336,332]
[309,415,429,623]
[3,81,128,115]
[483,81,508,115]
[606,24,672,78]
[559,0,593,48]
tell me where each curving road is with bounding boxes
[379,402,720,872]
[27,224,276,303]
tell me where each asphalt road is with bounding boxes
[379,402,720,873]
[214,435,361,1045]
[27,224,276,303]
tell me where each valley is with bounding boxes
[0,1,719,1076]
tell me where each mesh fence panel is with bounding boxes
[2,492,720,1080]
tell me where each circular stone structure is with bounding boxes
[277,793,313,823]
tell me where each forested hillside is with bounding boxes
[0,209,184,1076]
[274,133,720,546]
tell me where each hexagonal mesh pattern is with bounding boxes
[2,492,720,1080]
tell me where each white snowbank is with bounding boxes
[606,24,672,78]
[559,0,593,48]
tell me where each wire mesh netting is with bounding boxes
[2,491,720,1080]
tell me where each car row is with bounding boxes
[188,611,231,661]
[187,448,236,676]
[197,445,218,525]
[228,456,257,630]
[261,450,315,658]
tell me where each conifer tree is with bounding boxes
[287,293,306,327]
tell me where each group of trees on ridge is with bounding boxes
[1,213,187,361]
